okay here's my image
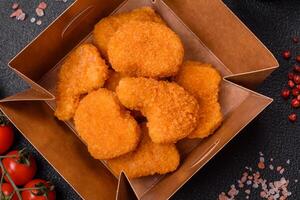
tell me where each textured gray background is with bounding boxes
[0,0,300,199]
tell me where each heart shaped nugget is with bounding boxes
[55,43,109,121]
[175,61,223,138]
[74,88,141,159]
[108,21,184,78]
[116,77,200,143]
[107,124,180,178]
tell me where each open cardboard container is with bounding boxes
[0,0,279,199]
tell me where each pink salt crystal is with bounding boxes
[260,191,267,198]
[245,189,251,194]
[36,8,44,17]
[279,168,285,174]
[12,3,19,9]
[238,183,244,188]
[10,8,22,18]
[16,12,25,20]
[228,187,238,197]
[248,176,253,180]
[241,176,247,183]
[38,2,47,9]
[277,166,282,171]
[218,193,228,200]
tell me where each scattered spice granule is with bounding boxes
[218,152,295,199]
[12,3,19,9]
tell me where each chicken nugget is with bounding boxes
[108,21,184,78]
[93,7,164,58]
[175,61,223,138]
[117,77,199,143]
[74,89,141,159]
[107,124,180,178]
[104,69,127,91]
[55,43,109,120]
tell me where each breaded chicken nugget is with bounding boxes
[93,7,164,58]
[74,89,141,159]
[175,61,223,138]
[104,69,127,91]
[55,43,109,120]
[107,124,180,178]
[108,21,184,78]
[117,77,199,143]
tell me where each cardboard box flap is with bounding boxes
[164,0,279,76]
[7,0,124,99]
[116,172,138,200]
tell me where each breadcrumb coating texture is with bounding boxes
[108,21,184,78]
[104,69,127,91]
[74,89,141,159]
[93,7,164,58]
[55,43,108,120]
[175,61,223,138]
[117,77,199,143]
[107,124,180,178]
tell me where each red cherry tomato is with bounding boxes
[3,150,37,186]
[22,179,56,200]
[1,182,18,200]
[0,125,14,154]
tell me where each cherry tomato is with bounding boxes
[22,179,56,200]
[0,125,14,154]
[1,182,18,200]
[3,150,37,186]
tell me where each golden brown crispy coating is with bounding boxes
[106,124,180,178]
[117,77,199,143]
[175,61,223,138]
[93,7,164,59]
[74,89,141,159]
[104,69,127,91]
[108,21,184,78]
[55,43,109,120]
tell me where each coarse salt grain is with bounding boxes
[286,159,290,165]
[36,20,42,25]
[245,189,251,194]
[269,164,274,170]
[36,8,44,17]
[295,179,298,183]
[30,17,36,23]
[260,157,265,162]
[246,180,252,185]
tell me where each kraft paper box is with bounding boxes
[0,0,278,199]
